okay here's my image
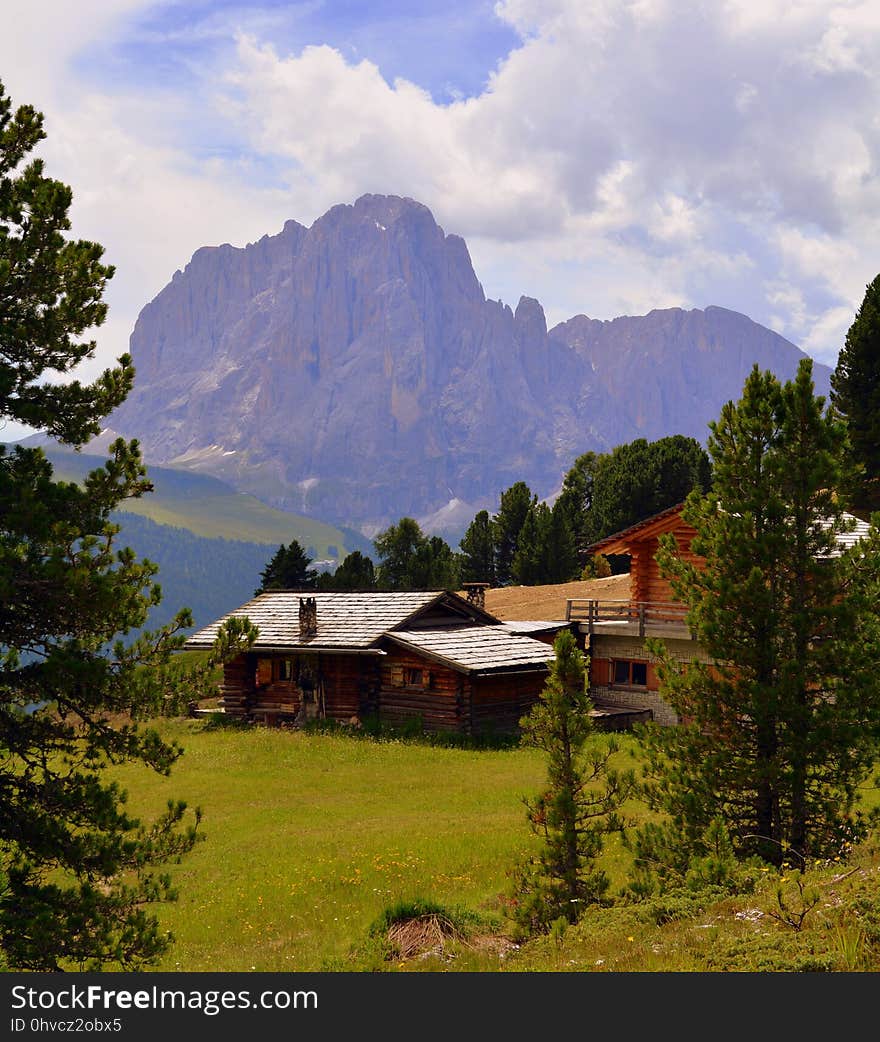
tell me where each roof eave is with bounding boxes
[181,641,386,656]
[381,632,551,676]
[586,501,688,555]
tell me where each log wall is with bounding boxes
[470,672,546,734]
[378,650,469,733]
[630,520,700,605]
[223,652,379,726]
[221,654,256,719]
[222,649,547,735]
[319,655,370,723]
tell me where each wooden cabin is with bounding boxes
[184,590,568,735]
[557,502,700,725]
[570,501,874,726]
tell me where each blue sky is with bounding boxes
[2,1,880,440]
[79,1,518,103]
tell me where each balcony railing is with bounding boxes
[566,598,691,637]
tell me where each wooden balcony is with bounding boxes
[566,598,692,639]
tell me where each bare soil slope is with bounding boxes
[480,573,631,621]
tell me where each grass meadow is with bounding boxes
[113,721,551,970]
[111,719,880,973]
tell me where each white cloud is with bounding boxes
[801,305,855,363]
[4,0,880,446]
[216,1,880,349]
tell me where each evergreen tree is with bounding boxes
[509,499,578,586]
[830,273,880,513]
[547,496,580,583]
[0,80,256,970]
[322,550,376,590]
[637,360,880,877]
[511,630,632,936]
[582,553,612,580]
[374,518,458,590]
[458,510,495,584]
[374,517,427,590]
[493,481,535,585]
[413,535,460,591]
[255,539,317,594]
[554,451,600,555]
[590,435,710,542]
[511,502,552,585]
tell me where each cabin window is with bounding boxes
[275,659,294,681]
[404,667,424,688]
[611,659,648,687]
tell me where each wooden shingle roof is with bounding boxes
[590,502,873,558]
[383,626,554,675]
[183,590,498,652]
[500,619,570,636]
[820,513,873,557]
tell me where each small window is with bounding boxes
[611,659,648,688]
[404,667,423,688]
[271,658,293,682]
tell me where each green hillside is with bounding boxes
[1,443,372,635]
[36,448,371,558]
[112,512,280,631]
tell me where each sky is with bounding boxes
[2,0,880,441]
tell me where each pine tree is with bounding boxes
[493,481,535,586]
[0,80,256,970]
[412,535,460,590]
[582,553,612,579]
[554,451,600,555]
[458,509,496,584]
[590,435,710,541]
[510,502,547,585]
[374,517,425,589]
[830,273,880,512]
[321,550,376,590]
[637,360,880,876]
[373,518,458,590]
[548,496,580,582]
[255,539,318,593]
[511,630,633,936]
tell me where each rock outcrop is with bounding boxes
[109,194,831,532]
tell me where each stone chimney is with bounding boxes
[462,582,489,611]
[299,596,317,639]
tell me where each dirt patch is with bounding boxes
[479,574,631,622]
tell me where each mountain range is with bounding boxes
[104,194,832,536]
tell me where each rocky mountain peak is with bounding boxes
[514,295,547,337]
[108,197,831,536]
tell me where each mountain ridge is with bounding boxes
[105,193,831,534]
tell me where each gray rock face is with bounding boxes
[109,194,831,531]
[548,306,832,450]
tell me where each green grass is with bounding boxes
[112,721,549,971]
[110,721,880,973]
